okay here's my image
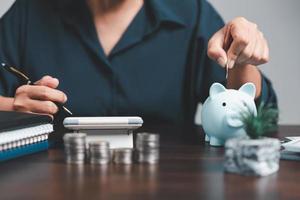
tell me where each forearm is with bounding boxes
[0,96,14,111]
[227,64,262,99]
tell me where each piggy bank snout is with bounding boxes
[225,110,244,128]
[224,98,255,127]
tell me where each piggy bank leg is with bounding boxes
[209,137,224,146]
[205,134,210,142]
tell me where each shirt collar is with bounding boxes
[147,0,186,27]
[59,0,187,27]
[57,0,187,60]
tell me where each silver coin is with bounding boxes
[63,133,87,164]
[136,153,159,164]
[113,148,133,164]
[63,134,86,142]
[136,133,160,142]
[135,132,160,164]
[64,136,86,141]
[89,141,109,148]
[64,142,86,149]
[89,148,110,153]
[89,153,111,159]
[89,148,111,153]
[64,138,86,144]
[88,141,112,164]
[63,133,87,139]
[136,140,159,145]
[114,148,133,154]
[89,150,111,155]
[136,141,160,150]
[137,153,159,159]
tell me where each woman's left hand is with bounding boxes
[207,17,269,69]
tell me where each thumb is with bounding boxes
[207,28,228,68]
[34,75,59,89]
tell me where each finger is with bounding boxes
[257,33,270,64]
[235,33,257,65]
[34,75,59,89]
[226,24,250,68]
[29,100,59,115]
[262,38,270,63]
[13,98,58,115]
[23,85,67,103]
[245,33,267,66]
[207,28,228,67]
[250,34,265,65]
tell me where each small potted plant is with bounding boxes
[224,103,280,176]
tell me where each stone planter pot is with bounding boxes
[224,137,281,176]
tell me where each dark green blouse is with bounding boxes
[0,0,277,127]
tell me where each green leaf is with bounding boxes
[241,103,279,139]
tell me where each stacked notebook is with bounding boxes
[0,111,53,161]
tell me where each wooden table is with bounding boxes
[0,126,299,200]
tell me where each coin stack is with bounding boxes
[89,141,111,165]
[135,133,160,164]
[113,148,133,164]
[63,133,87,164]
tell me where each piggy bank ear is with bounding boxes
[238,83,256,99]
[209,83,226,99]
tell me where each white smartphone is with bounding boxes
[63,116,143,130]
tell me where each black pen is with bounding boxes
[1,63,73,116]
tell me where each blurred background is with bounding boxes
[0,0,299,125]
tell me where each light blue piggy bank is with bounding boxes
[201,83,257,146]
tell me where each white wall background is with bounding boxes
[0,0,14,17]
[0,0,299,125]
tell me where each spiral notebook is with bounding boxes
[0,111,53,161]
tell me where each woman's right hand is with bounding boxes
[13,75,67,116]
